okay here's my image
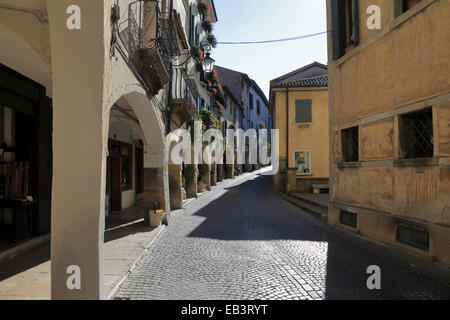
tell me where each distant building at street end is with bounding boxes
[216,66,271,171]
[269,62,329,194]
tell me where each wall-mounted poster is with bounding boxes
[295,151,311,174]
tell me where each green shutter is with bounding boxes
[331,0,347,60]
[195,25,200,46]
[295,99,312,123]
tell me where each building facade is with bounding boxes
[327,0,450,264]
[216,66,271,172]
[0,0,221,299]
[270,62,329,194]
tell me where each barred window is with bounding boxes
[399,108,433,159]
[341,126,359,162]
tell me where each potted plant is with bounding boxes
[202,20,213,34]
[206,33,217,48]
[145,202,165,227]
[197,1,210,19]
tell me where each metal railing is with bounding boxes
[172,66,199,107]
[124,1,179,73]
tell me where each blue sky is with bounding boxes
[212,0,328,98]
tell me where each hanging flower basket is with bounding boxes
[197,1,210,19]
[206,33,217,48]
[202,20,213,34]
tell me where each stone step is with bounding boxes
[288,193,329,210]
[280,194,328,222]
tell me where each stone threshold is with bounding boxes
[0,235,50,265]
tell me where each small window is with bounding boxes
[249,93,254,109]
[341,126,359,162]
[340,210,357,228]
[396,225,429,251]
[295,151,311,174]
[257,100,261,115]
[295,99,312,123]
[399,108,433,159]
[331,0,359,60]
[189,5,195,46]
[402,0,423,13]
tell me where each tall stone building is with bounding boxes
[0,0,219,299]
[327,0,450,264]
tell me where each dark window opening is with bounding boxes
[257,100,261,115]
[331,0,359,60]
[402,0,423,13]
[399,108,433,159]
[340,210,357,228]
[109,140,133,191]
[249,93,254,110]
[341,126,359,162]
[135,145,144,195]
[396,225,429,251]
[295,99,312,123]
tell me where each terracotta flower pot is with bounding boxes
[407,0,421,9]
[345,43,355,53]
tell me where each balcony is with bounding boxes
[171,66,199,124]
[126,0,179,93]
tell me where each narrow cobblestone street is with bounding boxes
[116,168,450,300]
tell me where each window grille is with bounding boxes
[399,108,433,159]
[341,126,359,162]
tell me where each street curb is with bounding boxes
[0,234,50,265]
[106,224,167,300]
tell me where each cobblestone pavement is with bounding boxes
[116,168,450,300]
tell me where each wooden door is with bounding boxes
[109,155,122,212]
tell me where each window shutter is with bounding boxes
[195,24,200,46]
[352,0,360,46]
[189,6,194,46]
[331,0,347,60]
[295,100,312,123]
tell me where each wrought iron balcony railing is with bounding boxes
[171,66,199,123]
[123,0,180,93]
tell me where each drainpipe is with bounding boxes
[285,87,289,170]
[284,87,289,193]
[352,0,360,46]
[166,0,175,135]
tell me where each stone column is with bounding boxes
[210,164,217,186]
[168,164,183,210]
[185,164,198,199]
[48,0,110,300]
[226,164,235,179]
[200,164,211,190]
[216,164,223,182]
[144,167,168,212]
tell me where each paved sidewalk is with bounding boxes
[116,167,450,300]
[0,214,164,300]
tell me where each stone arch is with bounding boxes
[107,87,170,213]
[0,24,52,95]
